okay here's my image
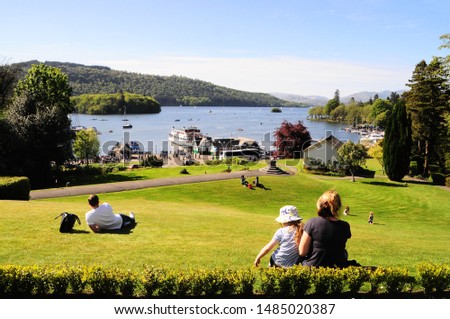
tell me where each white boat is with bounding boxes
[169,126,202,147]
[122,106,132,128]
[360,132,384,145]
[123,122,133,129]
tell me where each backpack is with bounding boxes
[55,212,81,233]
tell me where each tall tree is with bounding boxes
[273,120,312,158]
[324,89,340,115]
[388,92,400,104]
[438,33,450,183]
[337,141,367,182]
[6,64,74,187]
[405,58,449,177]
[0,62,21,110]
[370,99,393,128]
[383,100,412,181]
[73,128,100,165]
[439,33,450,68]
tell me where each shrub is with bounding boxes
[232,268,256,296]
[1,263,449,297]
[142,266,166,297]
[311,267,345,296]
[431,173,446,185]
[85,266,119,296]
[190,269,228,296]
[342,266,370,294]
[179,168,189,174]
[417,263,450,296]
[258,267,279,296]
[277,266,312,297]
[0,176,30,200]
[116,269,138,297]
[48,267,70,296]
[0,265,35,297]
[369,267,413,294]
[140,155,163,167]
[66,266,86,294]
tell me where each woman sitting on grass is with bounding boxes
[254,205,303,268]
[299,190,351,268]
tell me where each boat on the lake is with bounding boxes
[169,126,203,147]
[123,122,133,129]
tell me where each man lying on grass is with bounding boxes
[86,194,136,233]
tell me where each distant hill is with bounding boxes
[340,90,407,104]
[270,92,329,106]
[15,61,305,108]
[272,90,407,106]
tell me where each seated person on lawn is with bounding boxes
[85,194,136,233]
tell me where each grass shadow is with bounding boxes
[100,223,137,235]
[361,181,408,188]
[69,229,91,234]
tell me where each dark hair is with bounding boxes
[317,202,334,218]
[88,194,99,207]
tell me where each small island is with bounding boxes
[271,107,282,113]
[71,91,161,115]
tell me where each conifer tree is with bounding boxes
[405,58,449,177]
[383,100,412,182]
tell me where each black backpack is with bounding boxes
[55,212,81,233]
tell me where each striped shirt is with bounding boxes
[271,226,300,267]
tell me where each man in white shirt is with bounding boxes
[85,194,136,233]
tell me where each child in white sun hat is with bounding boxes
[254,205,304,268]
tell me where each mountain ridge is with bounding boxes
[15,60,405,107]
[15,60,305,108]
[271,89,407,106]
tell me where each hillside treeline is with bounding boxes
[71,92,160,115]
[15,61,304,107]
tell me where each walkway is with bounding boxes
[30,169,269,200]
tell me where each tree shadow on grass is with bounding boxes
[361,181,408,188]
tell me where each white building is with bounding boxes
[303,135,343,168]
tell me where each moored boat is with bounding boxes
[123,122,133,129]
[169,126,203,147]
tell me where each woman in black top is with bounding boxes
[299,190,351,268]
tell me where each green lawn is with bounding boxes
[60,161,267,186]
[0,160,449,274]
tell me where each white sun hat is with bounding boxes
[275,205,302,223]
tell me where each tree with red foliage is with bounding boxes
[273,120,312,158]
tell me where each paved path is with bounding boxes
[30,169,270,200]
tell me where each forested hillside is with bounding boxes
[15,61,305,107]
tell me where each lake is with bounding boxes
[71,106,359,154]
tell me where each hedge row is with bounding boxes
[0,176,30,200]
[1,263,449,298]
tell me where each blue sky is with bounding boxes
[1,0,448,97]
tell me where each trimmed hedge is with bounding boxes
[0,176,30,200]
[0,263,449,298]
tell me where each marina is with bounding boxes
[71,106,363,155]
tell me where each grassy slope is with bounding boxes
[0,160,449,273]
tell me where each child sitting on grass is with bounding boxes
[254,205,303,268]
